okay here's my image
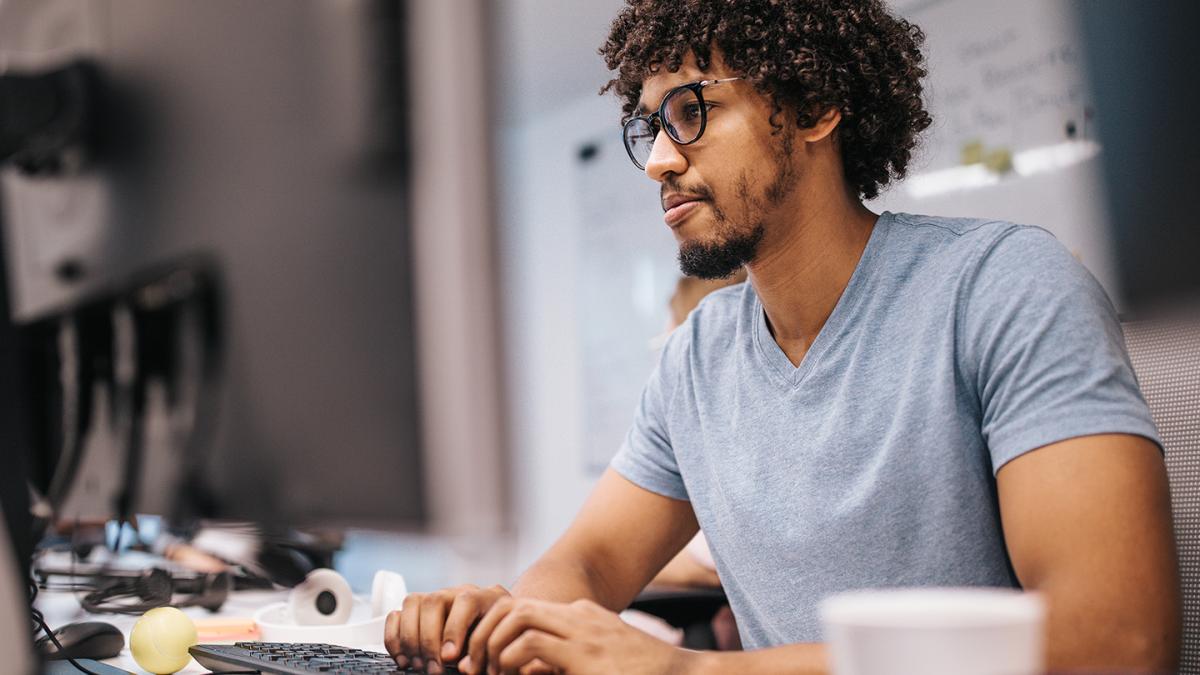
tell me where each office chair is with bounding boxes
[1123,317,1200,674]
[627,586,729,650]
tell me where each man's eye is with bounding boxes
[683,103,714,120]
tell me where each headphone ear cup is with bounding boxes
[288,569,353,625]
[193,571,232,612]
[258,543,317,588]
[139,568,174,605]
[370,570,407,618]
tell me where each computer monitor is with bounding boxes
[1079,1,1200,312]
[0,1,509,535]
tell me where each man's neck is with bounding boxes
[746,192,877,367]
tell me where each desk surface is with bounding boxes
[37,588,392,674]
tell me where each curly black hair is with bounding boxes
[600,0,932,200]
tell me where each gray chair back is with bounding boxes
[1123,318,1200,673]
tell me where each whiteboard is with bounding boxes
[872,0,1121,305]
[572,134,679,473]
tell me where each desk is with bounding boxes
[36,588,392,674]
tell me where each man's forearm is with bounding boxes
[689,643,828,675]
[510,552,627,610]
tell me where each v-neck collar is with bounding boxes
[750,211,892,389]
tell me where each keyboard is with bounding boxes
[189,642,462,674]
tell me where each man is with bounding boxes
[386,1,1181,673]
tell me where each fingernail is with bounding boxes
[460,655,474,674]
[442,641,457,660]
[412,657,424,671]
[395,655,409,668]
[427,662,442,674]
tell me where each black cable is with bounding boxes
[109,302,142,537]
[28,574,40,634]
[173,274,225,521]
[31,613,106,675]
[29,575,106,675]
[36,608,259,675]
[46,316,86,509]
[32,574,258,675]
[69,517,86,614]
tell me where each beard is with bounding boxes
[673,131,798,280]
[677,216,765,279]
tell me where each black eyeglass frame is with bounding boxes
[622,77,742,170]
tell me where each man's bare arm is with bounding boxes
[691,435,1179,673]
[484,434,1181,675]
[692,434,1181,675]
[512,468,700,609]
[385,468,699,673]
[997,433,1181,671]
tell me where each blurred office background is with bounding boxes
[4,0,1193,594]
[340,0,633,592]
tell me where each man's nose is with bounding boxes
[644,128,688,182]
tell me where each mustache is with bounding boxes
[660,178,714,205]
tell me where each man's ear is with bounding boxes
[802,107,842,143]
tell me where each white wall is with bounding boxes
[497,94,627,569]
[492,0,649,571]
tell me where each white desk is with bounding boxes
[36,588,392,674]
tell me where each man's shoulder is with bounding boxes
[889,211,1047,249]
[886,211,1070,281]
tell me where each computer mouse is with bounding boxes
[37,621,125,661]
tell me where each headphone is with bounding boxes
[253,568,408,644]
[80,567,231,615]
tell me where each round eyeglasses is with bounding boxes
[622,77,741,171]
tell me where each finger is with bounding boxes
[497,630,571,675]
[487,599,581,656]
[517,660,558,675]
[466,596,514,675]
[398,593,423,667]
[419,593,451,672]
[441,590,481,662]
[487,601,577,675]
[384,610,403,659]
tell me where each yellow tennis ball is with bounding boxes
[130,606,198,674]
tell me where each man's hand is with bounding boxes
[464,597,692,675]
[384,584,511,673]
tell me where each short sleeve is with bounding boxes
[609,323,690,501]
[959,226,1161,473]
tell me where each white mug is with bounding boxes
[820,587,1045,675]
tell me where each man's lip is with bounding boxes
[664,199,703,227]
[661,193,706,211]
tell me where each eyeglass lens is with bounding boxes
[623,85,705,170]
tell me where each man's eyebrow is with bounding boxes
[633,87,658,117]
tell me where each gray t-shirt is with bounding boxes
[610,211,1160,649]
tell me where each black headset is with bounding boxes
[80,567,231,615]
